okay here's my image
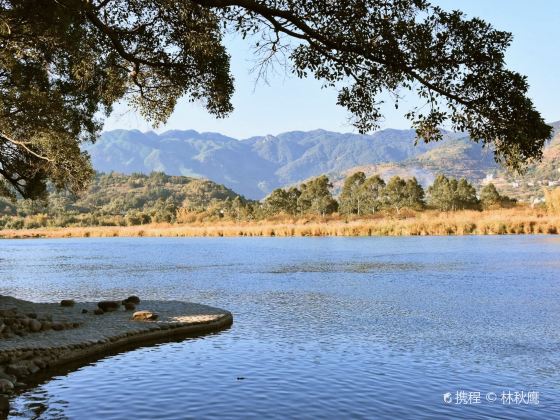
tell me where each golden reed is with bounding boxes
[0,208,559,239]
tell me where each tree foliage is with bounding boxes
[339,171,367,215]
[264,187,301,216]
[480,183,515,210]
[299,175,338,216]
[0,0,552,199]
[428,174,479,211]
[384,176,424,214]
[361,175,386,214]
[0,0,232,199]
[193,0,551,167]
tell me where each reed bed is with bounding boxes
[0,208,558,239]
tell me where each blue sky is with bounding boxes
[104,1,559,138]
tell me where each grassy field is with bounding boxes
[0,208,558,239]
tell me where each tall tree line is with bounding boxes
[264,172,514,216]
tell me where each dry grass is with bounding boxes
[0,207,558,239]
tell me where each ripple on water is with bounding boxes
[2,236,560,419]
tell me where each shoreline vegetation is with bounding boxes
[2,171,560,239]
[1,208,559,239]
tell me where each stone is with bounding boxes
[124,302,136,311]
[0,372,15,383]
[51,323,64,331]
[32,358,47,369]
[39,314,52,322]
[0,379,14,393]
[26,313,37,319]
[132,310,159,321]
[60,299,75,307]
[124,295,140,305]
[29,319,42,333]
[6,360,39,377]
[93,308,104,315]
[41,321,52,331]
[81,309,88,314]
[98,301,120,312]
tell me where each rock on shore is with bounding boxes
[0,295,233,416]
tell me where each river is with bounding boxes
[1,236,559,419]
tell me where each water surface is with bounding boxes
[1,236,559,419]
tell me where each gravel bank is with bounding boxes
[0,295,233,416]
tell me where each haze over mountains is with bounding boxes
[89,123,559,200]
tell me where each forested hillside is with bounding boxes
[0,172,244,228]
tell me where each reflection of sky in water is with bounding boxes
[2,236,560,419]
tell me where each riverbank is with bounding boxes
[0,208,558,238]
[0,296,233,416]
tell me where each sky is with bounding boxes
[103,1,560,139]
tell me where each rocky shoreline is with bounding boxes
[0,295,233,416]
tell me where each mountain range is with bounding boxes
[89,122,559,200]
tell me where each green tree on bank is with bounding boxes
[266,176,338,217]
[384,176,425,214]
[339,172,368,215]
[362,175,386,214]
[480,183,516,210]
[299,176,338,217]
[428,175,480,211]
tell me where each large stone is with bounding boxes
[98,301,120,312]
[124,302,136,311]
[93,308,104,315]
[0,372,15,383]
[51,322,64,331]
[29,319,42,333]
[132,311,159,321]
[0,379,14,393]
[60,299,75,307]
[124,295,140,305]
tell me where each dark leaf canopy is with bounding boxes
[0,0,233,198]
[0,0,552,198]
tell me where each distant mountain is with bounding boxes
[323,136,498,195]
[88,128,460,199]
[88,122,559,201]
